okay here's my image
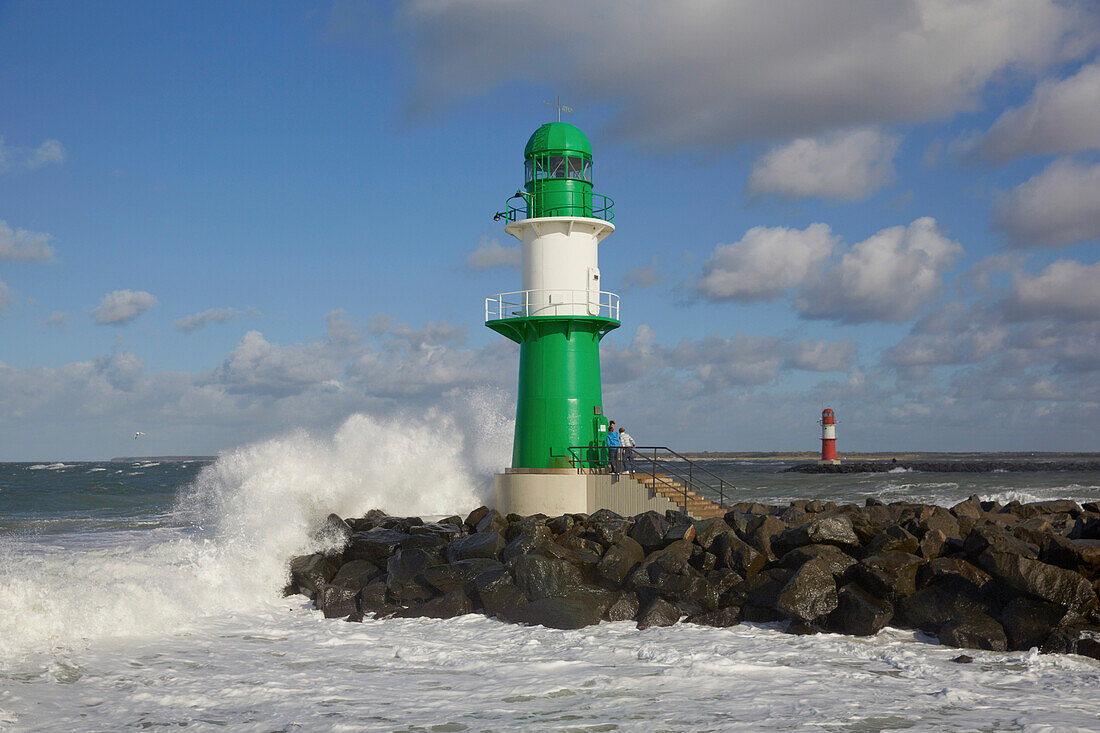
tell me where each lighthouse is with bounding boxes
[486,120,678,516]
[819,408,839,465]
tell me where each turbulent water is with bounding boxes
[2,413,1100,730]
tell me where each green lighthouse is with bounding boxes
[485,121,619,470]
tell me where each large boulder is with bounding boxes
[826,583,893,636]
[604,591,641,622]
[854,551,925,601]
[866,526,920,556]
[345,528,409,566]
[475,510,508,535]
[688,607,741,628]
[421,558,502,594]
[511,553,585,600]
[745,515,787,560]
[937,613,1008,651]
[1000,596,1068,650]
[597,536,645,586]
[509,595,606,630]
[411,589,474,620]
[328,559,380,591]
[779,544,857,578]
[694,518,734,550]
[289,553,340,597]
[444,531,506,563]
[629,511,670,552]
[470,568,527,620]
[898,578,994,633]
[318,583,359,618]
[314,513,353,549]
[977,550,1098,616]
[918,557,992,591]
[636,597,680,629]
[711,532,766,579]
[585,512,630,548]
[501,524,553,564]
[775,558,838,622]
[774,515,860,556]
[964,524,1038,560]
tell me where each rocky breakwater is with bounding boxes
[286,498,1100,658]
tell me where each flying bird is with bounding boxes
[134,431,145,439]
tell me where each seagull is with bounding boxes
[134,431,145,439]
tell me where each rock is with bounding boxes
[1001,596,1068,650]
[629,511,670,552]
[711,532,766,579]
[776,559,838,622]
[826,583,893,636]
[511,554,584,600]
[694,518,733,550]
[918,558,992,591]
[744,567,793,609]
[951,496,983,519]
[511,594,606,630]
[444,531,506,563]
[854,551,925,600]
[328,559,380,590]
[665,523,696,544]
[471,571,528,621]
[1029,499,1082,517]
[289,553,340,597]
[964,524,1038,560]
[977,550,1098,616]
[867,526,920,556]
[386,548,437,585]
[636,570,718,610]
[345,528,409,566]
[636,597,680,629]
[937,613,1008,651]
[918,529,948,560]
[409,522,463,542]
[585,513,629,547]
[475,510,508,535]
[952,655,973,663]
[464,506,491,532]
[1042,535,1100,576]
[415,589,474,619]
[745,515,787,560]
[314,513,353,549]
[546,514,575,535]
[774,515,860,556]
[688,606,741,628]
[921,508,961,541]
[604,591,640,622]
[898,578,993,633]
[319,583,359,618]
[400,533,447,551]
[597,536,645,586]
[359,580,396,618]
[421,558,502,594]
[501,524,553,564]
[1069,514,1100,540]
[779,544,857,578]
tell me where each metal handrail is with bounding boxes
[485,289,620,321]
[567,445,735,515]
[502,192,614,223]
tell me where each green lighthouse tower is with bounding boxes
[485,121,619,471]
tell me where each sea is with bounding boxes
[2,413,1100,731]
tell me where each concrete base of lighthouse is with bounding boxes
[818,459,841,466]
[493,470,677,517]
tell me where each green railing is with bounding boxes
[498,192,614,223]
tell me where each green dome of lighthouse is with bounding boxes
[524,122,592,160]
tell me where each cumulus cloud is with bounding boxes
[994,157,1100,248]
[175,307,241,332]
[465,236,519,269]
[44,311,68,330]
[978,61,1100,160]
[883,302,1009,368]
[91,290,159,325]
[1004,258,1100,322]
[785,339,858,372]
[0,219,55,262]
[0,137,65,173]
[396,0,1095,148]
[748,128,899,200]
[797,217,963,323]
[698,223,837,302]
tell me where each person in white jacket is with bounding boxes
[618,427,637,475]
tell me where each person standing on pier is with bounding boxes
[606,420,621,473]
[618,427,637,475]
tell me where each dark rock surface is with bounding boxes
[287,500,1100,657]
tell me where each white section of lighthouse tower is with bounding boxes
[505,217,616,317]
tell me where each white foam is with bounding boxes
[27,463,70,470]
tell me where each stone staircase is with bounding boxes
[635,472,728,520]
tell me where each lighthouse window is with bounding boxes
[567,156,585,179]
[547,156,568,178]
[525,159,534,183]
[583,160,592,181]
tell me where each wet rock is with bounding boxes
[359,580,396,618]
[867,526,920,556]
[501,524,553,564]
[977,550,1098,616]
[854,551,925,600]
[965,524,1038,560]
[511,553,584,600]
[688,606,741,628]
[694,518,733,550]
[546,514,575,535]
[345,528,409,566]
[604,591,640,622]
[898,578,993,633]
[1001,596,1068,650]
[744,567,793,610]
[319,583,359,618]
[464,506,491,532]
[636,597,680,629]
[400,533,447,551]
[917,558,992,591]
[410,522,463,542]
[421,558,502,594]
[1042,535,1100,576]
[328,559,381,590]
[289,553,340,597]
[475,510,508,535]
[779,544,857,578]
[745,515,787,560]
[1069,514,1100,540]
[665,523,696,544]
[711,532,766,579]
[938,613,1007,651]
[385,551,437,604]
[918,529,948,560]
[630,511,670,552]
[826,583,893,636]
[952,655,973,663]
[507,594,604,630]
[776,559,838,622]
[444,531,505,563]
[415,589,475,619]
[951,496,983,519]
[315,513,353,549]
[471,570,527,620]
[597,536,645,586]
[585,514,629,547]
[920,508,961,541]
[774,515,860,556]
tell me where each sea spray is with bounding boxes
[0,394,511,669]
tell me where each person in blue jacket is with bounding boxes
[606,419,621,473]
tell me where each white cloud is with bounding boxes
[0,137,65,173]
[209,331,344,397]
[785,339,858,372]
[994,157,1100,248]
[1004,258,1100,322]
[397,0,1095,148]
[621,264,660,290]
[44,311,68,330]
[0,219,55,262]
[175,307,240,332]
[698,223,837,302]
[748,128,899,200]
[979,61,1100,160]
[91,290,159,325]
[883,303,1009,367]
[465,236,519,269]
[797,217,963,323]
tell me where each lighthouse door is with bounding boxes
[587,267,601,316]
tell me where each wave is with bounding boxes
[0,391,511,667]
[27,463,70,470]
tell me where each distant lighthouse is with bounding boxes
[819,408,839,465]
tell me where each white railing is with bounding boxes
[485,289,620,321]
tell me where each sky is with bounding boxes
[2,0,1100,460]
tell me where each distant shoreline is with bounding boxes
[109,456,217,463]
[681,451,1100,462]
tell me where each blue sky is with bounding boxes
[2,0,1100,460]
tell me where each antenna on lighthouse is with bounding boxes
[543,96,573,122]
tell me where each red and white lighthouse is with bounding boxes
[819,408,839,465]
